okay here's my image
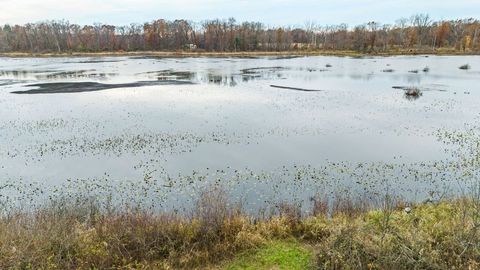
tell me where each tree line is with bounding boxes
[0,14,478,53]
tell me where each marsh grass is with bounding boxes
[0,186,479,269]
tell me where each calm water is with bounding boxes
[0,55,479,212]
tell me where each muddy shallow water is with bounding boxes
[0,55,479,212]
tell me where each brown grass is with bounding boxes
[0,188,479,269]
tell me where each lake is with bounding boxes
[0,55,479,213]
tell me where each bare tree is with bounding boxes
[0,15,478,53]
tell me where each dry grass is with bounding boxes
[0,189,479,269]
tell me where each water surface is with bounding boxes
[1,55,479,212]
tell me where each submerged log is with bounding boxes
[270,85,323,92]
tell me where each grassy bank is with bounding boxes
[1,192,479,270]
[0,48,479,58]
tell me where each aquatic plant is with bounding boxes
[403,87,422,100]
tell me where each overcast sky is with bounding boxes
[0,0,478,27]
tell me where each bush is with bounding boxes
[0,194,478,269]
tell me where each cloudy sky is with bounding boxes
[0,0,478,26]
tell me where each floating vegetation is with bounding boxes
[2,130,237,160]
[408,69,419,73]
[0,155,466,214]
[382,69,395,73]
[403,87,422,100]
[2,114,480,216]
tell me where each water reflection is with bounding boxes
[36,70,119,80]
[134,66,289,85]
[0,55,479,210]
[0,69,118,80]
[2,56,473,90]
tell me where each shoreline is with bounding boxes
[0,196,477,269]
[0,49,479,58]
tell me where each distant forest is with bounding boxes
[0,14,478,53]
